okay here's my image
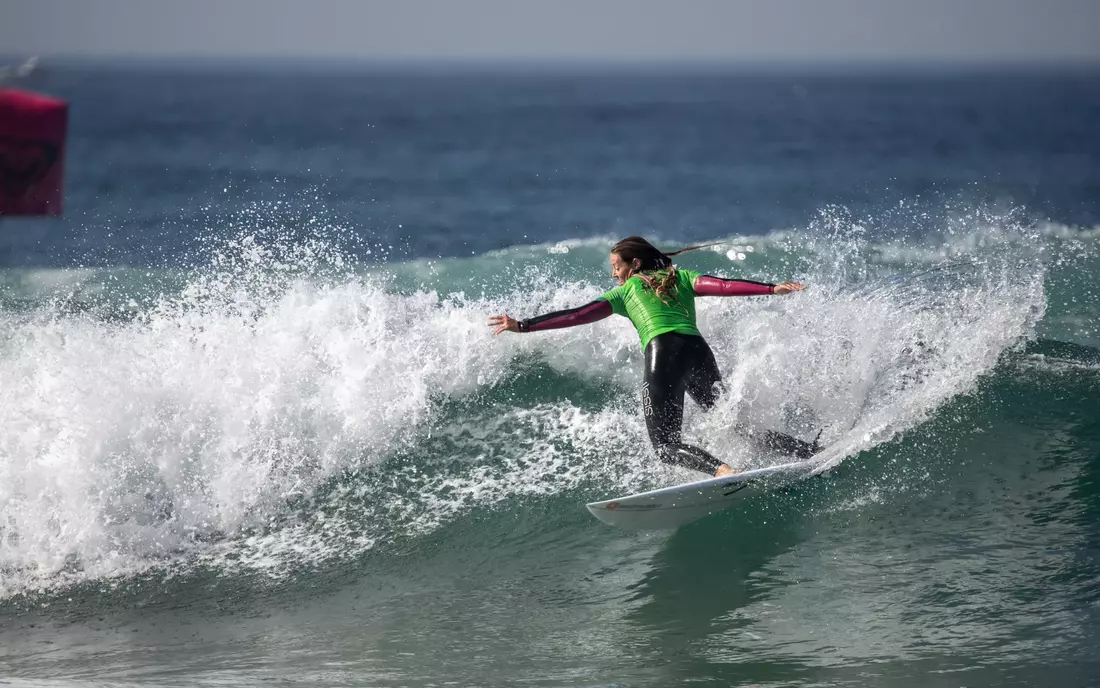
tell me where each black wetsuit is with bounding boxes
[640,332,820,473]
[642,332,726,474]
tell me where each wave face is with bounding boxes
[4,206,1091,603]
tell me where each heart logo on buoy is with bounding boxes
[0,137,59,199]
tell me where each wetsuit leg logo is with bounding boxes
[641,382,653,418]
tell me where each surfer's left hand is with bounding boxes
[773,282,805,295]
[488,313,520,334]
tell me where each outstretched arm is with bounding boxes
[489,299,613,335]
[693,275,805,296]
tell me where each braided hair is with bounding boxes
[611,236,720,303]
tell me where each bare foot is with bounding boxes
[714,464,737,478]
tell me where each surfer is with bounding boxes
[489,236,813,478]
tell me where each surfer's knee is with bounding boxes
[653,441,678,464]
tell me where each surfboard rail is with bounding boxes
[585,460,812,529]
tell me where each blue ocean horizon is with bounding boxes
[2,60,1098,268]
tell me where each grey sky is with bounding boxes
[3,0,1099,62]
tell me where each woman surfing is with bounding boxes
[488,236,814,478]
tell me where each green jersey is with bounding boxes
[599,269,702,349]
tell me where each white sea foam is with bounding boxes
[0,212,1053,595]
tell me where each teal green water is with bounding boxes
[2,221,1099,686]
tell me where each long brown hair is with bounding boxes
[611,236,721,303]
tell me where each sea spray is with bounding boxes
[0,209,1061,597]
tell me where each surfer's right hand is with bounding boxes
[772,282,806,295]
[488,313,520,335]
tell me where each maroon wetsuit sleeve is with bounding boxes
[518,299,613,332]
[693,275,775,297]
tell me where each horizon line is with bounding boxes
[5,52,1100,70]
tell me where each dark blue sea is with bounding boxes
[1,60,1099,687]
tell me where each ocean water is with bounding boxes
[1,61,1099,687]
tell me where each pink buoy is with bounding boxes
[0,88,68,216]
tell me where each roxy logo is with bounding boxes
[0,137,58,198]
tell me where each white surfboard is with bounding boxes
[586,460,813,529]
